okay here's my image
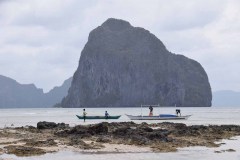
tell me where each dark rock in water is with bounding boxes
[113,126,132,137]
[137,126,154,132]
[69,125,89,134]
[110,122,171,145]
[37,121,68,129]
[225,149,236,152]
[57,123,108,137]
[147,132,165,140]
[88,123,109,134]
[37,121,57,129]
[56,125,91,138]
[57,122,70,129]
[130,135,150,145]
[173,123,188,130]
[61,18,211,107]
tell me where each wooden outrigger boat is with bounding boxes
[76,115,121,120]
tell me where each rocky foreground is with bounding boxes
[0,121,240,157]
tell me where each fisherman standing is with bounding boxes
[149,106,153,116]
[176,109,181,116]
[105,111,109,119]
[83,109,87,122]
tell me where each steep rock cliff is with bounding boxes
[61,18,212,107]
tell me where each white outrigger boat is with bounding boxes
[126,114,191,120]
[126,104,191,120]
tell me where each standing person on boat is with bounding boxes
[105,111,109,119]
[149,106,153,116]
[83,109,87,122]
[176,109,181,116]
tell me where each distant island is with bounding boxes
[212,90,240,107]
[1,74,239,108]
[61,18,212,108]
[0,75,72,108]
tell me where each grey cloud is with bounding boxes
[0,0,12,4]
[154,1,224,31]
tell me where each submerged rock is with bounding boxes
[61,18,212,107]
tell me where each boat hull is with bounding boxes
[76,115,121,120]
[126,114,191,120]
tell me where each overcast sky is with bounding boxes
[0,0,239,92]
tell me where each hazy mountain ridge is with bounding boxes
[0,75,72,108]
[212,90,240,107]
[44,77,73,107]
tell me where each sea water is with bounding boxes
[0,107,240,160]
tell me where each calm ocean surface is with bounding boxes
[0,107,240,127]
[1,107,240,160]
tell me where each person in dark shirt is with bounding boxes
[83,109,87,122]
[149,106,153,116]
[105,111,109,119]
[176,109,181,116]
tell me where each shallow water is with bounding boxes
[0,107,240,159]
[0,107,240,128]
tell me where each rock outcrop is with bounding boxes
[1,121,240,155]
[37,121,69,129]
[61,18,212,107]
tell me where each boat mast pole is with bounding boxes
[141,104,143,117]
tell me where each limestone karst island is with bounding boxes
[61,18,212,108]
[0,18,212,108]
